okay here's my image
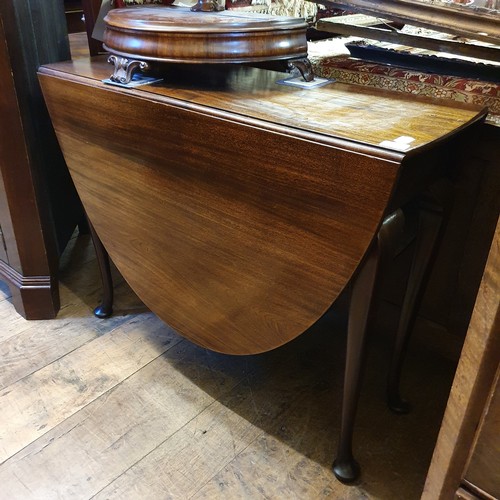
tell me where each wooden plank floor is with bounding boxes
[0,229,457,499]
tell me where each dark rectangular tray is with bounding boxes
[345,41,500,83]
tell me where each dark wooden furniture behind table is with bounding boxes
[81,0,104,56]
[64,0,86,34]
[0,0,84,319]
[423,217,500,500]
[38,57,487,480]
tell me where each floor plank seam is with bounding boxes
[0,332,185,467]
[84,355,298,500]
[186,429,266,500]
[2,416,87,468]
[0,312,155,391]
[87,397,223,500]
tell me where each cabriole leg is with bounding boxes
[387,196,443,414]
[333,210,404,483]
[87,217,114,319]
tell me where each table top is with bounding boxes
[41,57,486,155]
[38,57,487,354]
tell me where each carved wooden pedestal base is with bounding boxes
[107,54,315,85]
[103,6,311,84]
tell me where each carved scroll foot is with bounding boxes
[287,57,314,82]
[108,55,149,85]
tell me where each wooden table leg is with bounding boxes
[87,217,114,318]
[333,210,404,482]
[387,195,444,413]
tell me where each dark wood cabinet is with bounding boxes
[0,0,84,319]
[65,0,86,34]
[423,218,500,500]
[80,0,104,56]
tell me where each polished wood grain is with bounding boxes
[38,63,394,354]
[423,217,500,499]
[38,59,485,354]
[103,6,308,63]
[68,31,90,59]
[42,58,484,152]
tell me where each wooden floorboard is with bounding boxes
[92,343,328,499]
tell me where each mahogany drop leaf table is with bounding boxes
[38,57,486,482]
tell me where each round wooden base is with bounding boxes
[103,6,310,83]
